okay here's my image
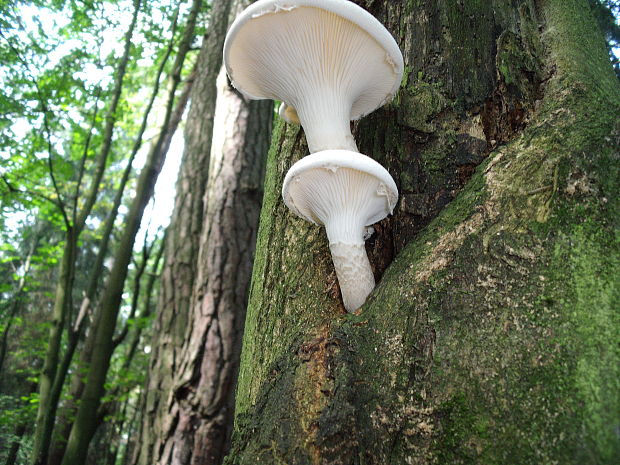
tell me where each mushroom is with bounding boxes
[282,150,398,312]
[278,102,300,125]
[224,0,403,153]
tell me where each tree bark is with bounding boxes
[131,0,234,463]
[134,1,272,463]
[157,67,271,465]
[226,0,620,464]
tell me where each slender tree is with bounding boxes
[59,0,202,461]
[45,6,186,461]
[225,0,620,463]
[28,2,143,463]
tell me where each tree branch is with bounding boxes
[73,87,102,225]
[1,173,64,211]
[73,0,143,234]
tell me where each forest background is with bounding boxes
[0,0,618,464]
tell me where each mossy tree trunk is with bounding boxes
[226,0,620,464]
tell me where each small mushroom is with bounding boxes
[278,102,300,125]
[224,0,403,153]
[282,150,398,312]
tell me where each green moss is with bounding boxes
[545,0,619,100]
[447,206,614,457]
[401,65,413,89]
[236,118,296,416]
[496,30,542,98]
[437,394,488,464]
[396,82,448,132]
[549,216,620,462]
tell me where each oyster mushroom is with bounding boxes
[224,0,403,153]
[282,150,398,311]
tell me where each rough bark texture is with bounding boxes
[226,0,620,464]
[134,1,272,464]
[159,67,271,465]
[131,1,231,462]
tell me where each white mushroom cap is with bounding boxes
[282,150,398,312]
[224,0,404,153]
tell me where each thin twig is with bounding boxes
[73,86,102,225]
[1,173,64,209]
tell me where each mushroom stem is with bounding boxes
[294,94,358,153]
[325,217,374,312]
[329,241,375,312]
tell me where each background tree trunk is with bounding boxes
[156,65,271,465]
[131,0,231,462]
[133,1,272,463]
[30,1,142,463]
[226,0,620,463]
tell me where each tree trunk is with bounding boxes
[226,0,620,464]
[31,231,76,465]
[134,1,272,463]
[156,67,271,465]
[131,0,234,463]
[5,423,28,465]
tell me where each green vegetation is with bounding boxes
[0,0,203,463]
